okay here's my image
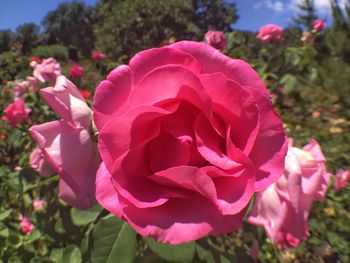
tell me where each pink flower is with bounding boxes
[313,19,325,32]
[92,51,105,61]
[312,111,320,119]
[334,169,350,192]
[29,76,100,209]
[31,58,61,83]
[69,65,85,79]
[257,24,284,43]
[93,41,287,244]
[248,139,332,249]
[26,77,39,92]
[19,215,34,235]
[13,81,27,100]
[32,199,46,211]
[204,30,227,50]
[2,99,31,127]
[30,147,55,178]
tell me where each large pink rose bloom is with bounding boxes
[313,19,325,32]
[204,30,228,51]
[93,41,287,244]
[257,24,284,43]
[29,76,100,209]
[30,58,61,83]
[2,99,31,127]
[248,139,332,249]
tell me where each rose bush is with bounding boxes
[248,139,332,248]
[93,40,287,244]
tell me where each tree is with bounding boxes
[16,23,40,54]
[292,0,317,30]
[330,0,348,30]
[191,0,238,32]
[0,30,14,53]
[42,0,94,57]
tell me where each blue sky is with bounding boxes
[0,0,340,32]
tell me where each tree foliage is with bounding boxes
[292,0,317,30]
[41,0,94,56]
[16,23,40,54]
[93,0,238,60]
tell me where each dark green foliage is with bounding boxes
[94,0,237,60]
[0,30,15,53]
[16,23,40,54]
[31,44,69,62]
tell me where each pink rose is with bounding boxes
[334,169,350,192]
[69,64,85,79]
[31,58,61,83]
[92,50,105,61]
[204,30,228,50]
[93,41,287,244]
[32,199,47,211]
[19,215,34,235]
[2,99,31,127]
[313,19,325,32]
[29,76,100,209]
[257,24,284,43]
[13,81,27,100]
[30,147,55,178]
[248,139,332,249]
[26,76,39,92]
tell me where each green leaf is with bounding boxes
[62,245,82,263]
[70,204,103,226]
[91,214,136,263]
[144,237,195,263]
[0,209,11,221]
[196,244,215,263]
[280,74,298,93]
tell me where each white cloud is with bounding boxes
[253,0,287,12]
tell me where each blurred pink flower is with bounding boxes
[204,30,227,50]
[30,147,55,178]
[334,169,350,192]
[29,76,100,209]
[19,215,34,235]
[257,24,284,43]
[313,19,325,32]
[69,64,85,79]
[32,199,47,212]
[312,111,320,119]
[13,81,27,100]
[26,77,39,92]
[31,58,61,83]
[2,99,31,127]
[248,139,332,249]
[92,50,105,61]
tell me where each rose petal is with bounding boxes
[170,41,269,95]
[130,47,202,85]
